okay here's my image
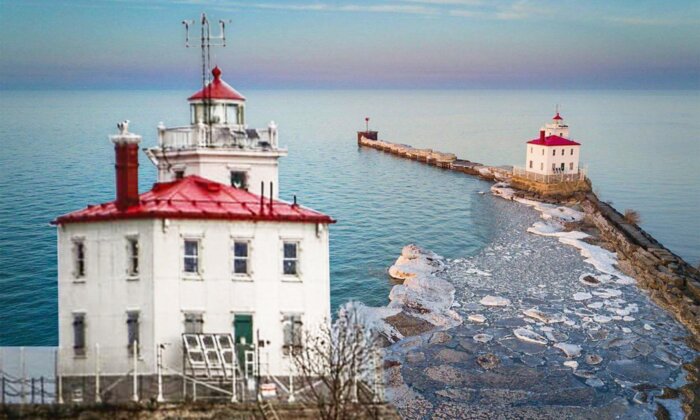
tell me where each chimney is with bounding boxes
[540,129,545,142]
[110,121,141,210]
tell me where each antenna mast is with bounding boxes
[183,13,230,145]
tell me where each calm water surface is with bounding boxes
[0,89,698,345]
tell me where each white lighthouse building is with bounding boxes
[524,111,581,176]
[54,68,334,402]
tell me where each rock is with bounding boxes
[480,295,511,307]
[429,331,452,345]
[436,348,469,363]
[384,312,435,338]
[573,292,593,301]
[523,308,564,324]
[388,244,443,280]
[468,314,486,323]
[424,364,463,385]
[554,343,582,358]
[513,328,548,345]
[406,351,426,363]
[476,353,500,370]
[584,354,603,365]
[579,274,601,287]
[564,361,579,370]
[473,333,493,343]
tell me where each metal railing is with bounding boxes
[513,166,587,184]
[158,123,280,151]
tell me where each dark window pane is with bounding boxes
[284,243,297,258]
[184,240,198,256]
[230,171,247,189]
[234,259,247,274]
[234,242,248,257]
[283,260,297,275]
[184,256,198,273]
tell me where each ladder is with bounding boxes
[259,400,280,420]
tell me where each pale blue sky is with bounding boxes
[1,0,698,89]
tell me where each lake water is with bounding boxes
[0,89,698,346]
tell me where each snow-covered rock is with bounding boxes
[480,295,512,307]
[513,328,548,345]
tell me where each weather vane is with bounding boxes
[182,13,231,99]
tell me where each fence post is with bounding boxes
[41,377,45,404]
[230,357,237,403]
[56,347,63,405]
[132,340,139,402]
[156,344,165,402]
[20,346,26,405]
[2,375,5,405]
[95,343,101,403]
[31,377,35,404]
[287,354,294,403]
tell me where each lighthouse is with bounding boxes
[524,111,581,176]
[146,66,285,197]
[53,21,334,401]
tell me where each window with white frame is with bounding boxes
[570,148,574,155]
[283,241,299,276]
[570,162,574,170]
[561,149,565,156]
[552,149,556,156]
[282,314,303,355]
[540,162,543,170]
[232,240,250,275]
[184,312,204,334]
[73,313,86,356]
[126,237,139,277]
[183,239,200,275]
[126,311,140,354]
[73,239,86,279]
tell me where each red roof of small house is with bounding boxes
[553,112,563,120]
[53,176,334,225]
[188,66,246,102]
[527,135,581,147]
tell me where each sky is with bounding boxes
[0,0,698,90]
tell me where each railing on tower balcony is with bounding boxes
[512,166,587,184]
[158,122,280,151]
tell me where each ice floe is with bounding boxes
[513,328,548,345]
[554,342,582,358]
[480,295,511,307]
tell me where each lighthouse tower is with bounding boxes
[146,66,286,197]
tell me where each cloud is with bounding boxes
[605,16,700,26]
[209,2,440,16]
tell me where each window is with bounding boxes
[570,162,574,170]
[570,148,574,155]
[561,163,565,171]
[530,147,533,153]
[552,149,556,156]
[282,314,303,355]
[127,237,139,277]
[184,312,204,334]
[541,149,544,156]
[230,171,247,190]
[73,314,86,356]
[127,311,140,354]
[529,160,533,169]
[174,170,185,180]
[232,240,250,275]
[73,239,86,279]
[283,242,299,276]
[540,163,543,170]
[552,163,556,171]
[183,239,200,275]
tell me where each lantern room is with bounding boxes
[188,66,246,126]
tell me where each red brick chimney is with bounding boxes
[540,129,545,142]
[111,121,141,210]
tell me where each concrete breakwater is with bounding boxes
[358,134,700,345]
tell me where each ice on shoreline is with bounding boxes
[491,183,635,285]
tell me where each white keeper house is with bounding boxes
[524,111,581,176]
[53,66,334,402]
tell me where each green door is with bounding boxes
[233,315,253,371]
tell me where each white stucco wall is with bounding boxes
[57,217,330,377]
[152,150,286,198]
[525,144,580,175]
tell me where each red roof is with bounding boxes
[553,112,563,120]
[188,66,246,102]
[53,176,334,225]
[527,135,580,146]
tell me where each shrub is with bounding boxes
[624,209,641,225]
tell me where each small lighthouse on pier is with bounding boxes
[512,110,589,196]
